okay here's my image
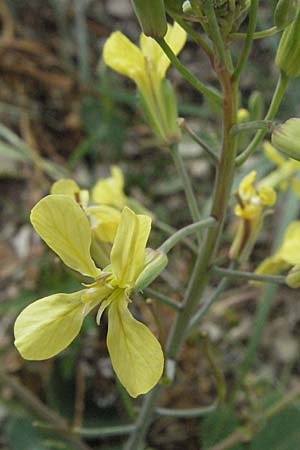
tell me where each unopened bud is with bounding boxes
[274,0,299,30]
[135,249,168,291]
[286,265,300,288]
[275,8,300,78]
[131,0,167,38]
[272,118,300,161]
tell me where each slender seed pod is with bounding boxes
[131,0,167,38]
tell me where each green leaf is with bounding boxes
[252,405,300,450]
[201,407,245,450]
[4,416,47,450]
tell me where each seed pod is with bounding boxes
[272,118,300,161]
[248,91,264,121]
[135,249,168,291]
[275,8,300,78]
[274,0,299,30]
[160,79,180,142]
[286,265,300,288]
[131,0,167,38]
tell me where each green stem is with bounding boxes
[0,370,92,450]
[170,143,202,227]
[74,424,136,438]
[156,404,216,417]
[200,331,226,403]
[200,0,227,66]
[143,288,182,311]
[212,265,286,285]
[236,71,289,166]
[179,118,219,163]
[233,0,259,81]
[230,26,279,40]
[155,37,223,106]
[169,12,214,59]
[159,217,217,253]
[124,55,238,450]
[230,120,275,136]
[189,277,230,331]
[154,218,198,254]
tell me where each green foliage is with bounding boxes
[200,407,246,450]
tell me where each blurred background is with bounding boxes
[1,1,300,449]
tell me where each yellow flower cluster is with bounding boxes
[235,170,276,221]
[14,169,166,397]
[230,171,276,263]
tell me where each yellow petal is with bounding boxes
[51,179,80,196]
[89,205,121,243]
[276,221,300,265]
[51,179,90,207]
[255,256,289,275]
[157,22,186,79]
[111,207,151,288]
[263,141,286,166]
[239,170,257,199]
[14,291,87,360]
[103,31,146,87]
[258,185,276,206]
[92,166,127,209]
[30,195,100,278]
[107,292,164,397]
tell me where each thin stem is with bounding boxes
[143,288,182,311]
[212,265,286,285]
[230,120,275,136]
[200,331,226,403]
[155,37,223,106]
[230,26,279,40]
[170,143,202,227]
[200,1,227,66]
[154,218,198,254]
[0,370,92,450]
[74,424,137,438]
[124,46,238,450]
[233,0,259,81]
[178,118,219,163]
[189,262,239,331]
[159,217,217,253]
[169,13,214,59]
[156,404,216,417]
[236,71,289,166]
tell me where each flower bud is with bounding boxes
[274,0,299,30]
[272,118,300,161]
[275,8,300,78]
[286,265,300,288]
[135,249,168,291]
[131,0,167,38]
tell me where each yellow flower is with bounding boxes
[235,171,276,220]
[256,221,300,276]
[14,197,164,398]
[103,22,186,93]
[103,22,186,143]
[259,141,300,196]
[230,171,276,263]
[92,165,126,209]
